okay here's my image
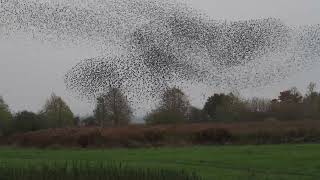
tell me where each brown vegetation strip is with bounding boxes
[1,120,320,148]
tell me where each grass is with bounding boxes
[0,160,200,180]
[0,144,320,179]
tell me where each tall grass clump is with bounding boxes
[0,160,202,180]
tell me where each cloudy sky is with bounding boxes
[187,0,320,25]
[0,0,320,117]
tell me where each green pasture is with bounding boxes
[0,144,320,180]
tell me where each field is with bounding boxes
[1,144,320,180]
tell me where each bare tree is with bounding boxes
[94,87,132,127]
[306,82,317,96]
[41,93,74,128]
[247,97,271,112]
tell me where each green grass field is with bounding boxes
[0,144,320,180]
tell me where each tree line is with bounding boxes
[1,82,320,135]
[0,94,74,135]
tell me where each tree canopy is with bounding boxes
[12,111,43,133]
[203,93,247,121]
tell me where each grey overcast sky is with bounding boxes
[0,0,320,117]
[185,0,320,25]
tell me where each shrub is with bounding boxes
[239,128,320,144]
[145,110,186,125]
[3,120,320,148]
[193,128,232,144]
[12,111,44,133]
[143,130,165,143]
[77,130,105,148]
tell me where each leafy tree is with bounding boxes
[303,82,320,119]
[0,96,12,135]
[145,87,190,124]
[203,93,232,120]
[203,93,247,121]
[270,87,304,120]
[94,87,132,127]
[278,87,303,103]
[41,93,74,128]
[12,111,43,133]
[188,106,209,122]
[203,93,229,120]
[160,88,190,115]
